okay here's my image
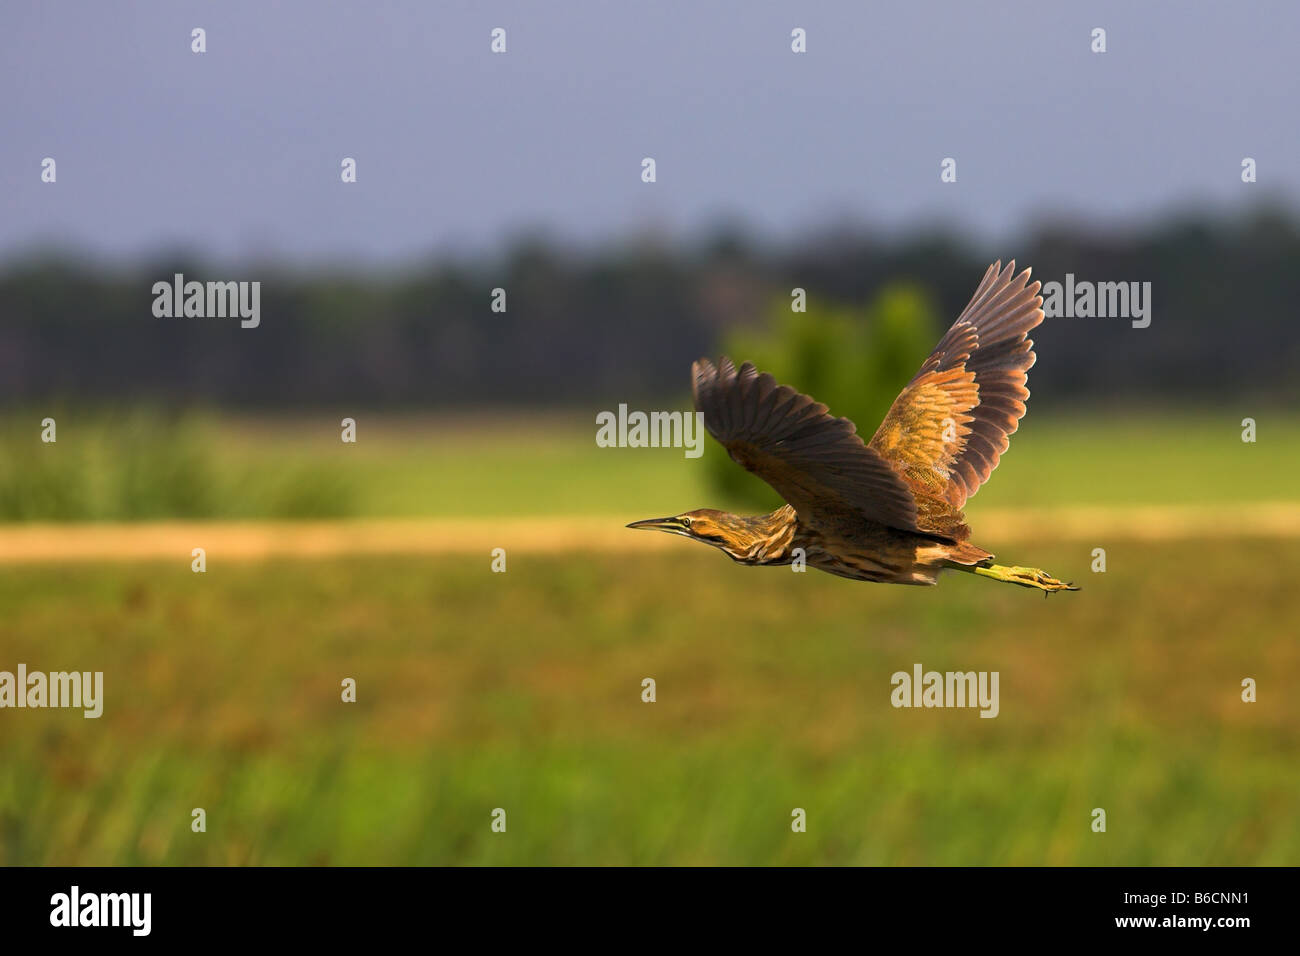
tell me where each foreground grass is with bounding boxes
[3,409,1299,520]
[1,538,1296,865]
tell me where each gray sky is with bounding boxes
[2,0,1296,266]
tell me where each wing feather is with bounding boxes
[869,260,1043,512]
[693,358,922,533]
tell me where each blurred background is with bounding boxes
[1,1,1298,864]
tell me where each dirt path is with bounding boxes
[0,503,1298,564]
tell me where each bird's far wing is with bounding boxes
[693,357,921,533]
[869,260,1043,511]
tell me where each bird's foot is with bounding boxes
[973,563,1080,594]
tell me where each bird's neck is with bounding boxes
[725,505,798,564]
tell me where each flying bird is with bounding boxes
[628,260,1077,593]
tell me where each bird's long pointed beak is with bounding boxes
[626,516,684,532]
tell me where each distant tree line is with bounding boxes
[1,206,1296,410]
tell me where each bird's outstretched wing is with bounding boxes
[869,260,1043,511]
[693,357,921,533]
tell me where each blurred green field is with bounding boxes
[2,538,1297,866]
[3,408,1297,864]
[3,409,1299,520]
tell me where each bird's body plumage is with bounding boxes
[629,260,1077,593]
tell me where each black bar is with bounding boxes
[0,866,1279,942]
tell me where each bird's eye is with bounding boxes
[681,517,692,527]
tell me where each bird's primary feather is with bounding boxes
[691,357,922,534]
[869,259,1043,513]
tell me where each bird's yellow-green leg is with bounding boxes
[972,563,1079,593]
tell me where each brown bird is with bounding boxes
[628,260,1077,593]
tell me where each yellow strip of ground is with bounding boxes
[0,503,1298,563]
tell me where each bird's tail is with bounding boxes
[943,541,994,566]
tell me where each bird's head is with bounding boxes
[626,508,756,559]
